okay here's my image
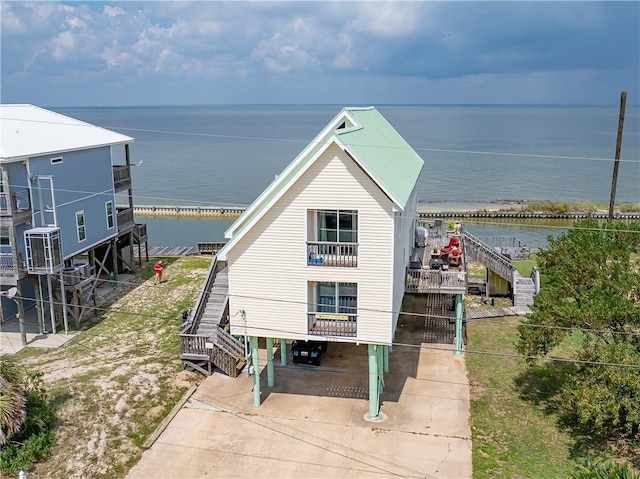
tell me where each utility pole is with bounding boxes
[608,91,627,220]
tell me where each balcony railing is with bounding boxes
[405,268,467,294]
[1,189,31,217]
[307,241,358,267]
[112,165,132,192]
[308,312,357,337]
[0,253,24,285]
[134,223,148,242]
[117,208,135,232]
[0,253,16,274]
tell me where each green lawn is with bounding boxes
[467,319,575,479]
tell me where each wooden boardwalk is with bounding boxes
[136,243,226,258]
[464,306,523,320]
[139,246,199,257]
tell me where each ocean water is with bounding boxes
[55,105,640,248]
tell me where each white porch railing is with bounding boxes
[405,268,467,294]
[308,312,357,337]
[307,241,358,267]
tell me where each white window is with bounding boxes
[50,157,63,165]
[76,211,86,242]
[105,201,114,229]
[312,282,358,316]
[317,210,358,243]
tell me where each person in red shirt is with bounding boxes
[154,260,164,285]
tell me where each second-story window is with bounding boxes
[76,211,86,242]
[105,201,114,229]
[317,210,358,243]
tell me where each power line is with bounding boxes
[12,282,640,339]
[5,180,640,234]
[4,115,640,164]
[393,342,640,369]
[9,275,639,368]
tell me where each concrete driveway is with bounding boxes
[127,337,472,479]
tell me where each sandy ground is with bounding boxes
[13,258,209,479]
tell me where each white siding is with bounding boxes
[391,187,418,336]
[227,144,396,344]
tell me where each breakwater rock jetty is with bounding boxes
[131,203,640,219]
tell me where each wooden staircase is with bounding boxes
[179,259,246,377]
[513,274,535,314]
[463,230,535,313]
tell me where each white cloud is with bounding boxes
[100,41,135,68]
[52,30,76,61]
[348,2,425,38]
[252,32,320,73]
[0,3,26,35]
[1,1,637,106]
[103,5,125,18]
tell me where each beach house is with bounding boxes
[0,104,147,340]
[215,106,424,416]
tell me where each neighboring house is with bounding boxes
[215,106,424,417]
[0,104,147,338]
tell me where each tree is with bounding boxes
[0,356,27,445]
[517,218,640,439]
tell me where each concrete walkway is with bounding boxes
[0,330,77,355]
[128,342,472,479]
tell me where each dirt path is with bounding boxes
[17,256,210,479]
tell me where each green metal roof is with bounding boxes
[217,106,424,260]
[337,107,424,208]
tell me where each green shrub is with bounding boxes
[0,372,56,475]
[0,429,55,475]
[571,457,640,479]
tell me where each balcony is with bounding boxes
[117,207,135,233]
[307,241,358,267]
[112,165,132,192]
[1,189,31,225]
[0,253,21,286]
[308,312,357,337]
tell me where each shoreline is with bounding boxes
[130,201,640,219]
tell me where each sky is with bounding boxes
[1,1,639,107]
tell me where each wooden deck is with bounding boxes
[135,244,226,257]
[406,221,467,294]
[464,306,520,320]
[138,246,199,257]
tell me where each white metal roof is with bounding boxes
[0,104,133,162]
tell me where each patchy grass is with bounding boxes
[466,260,487,279]
[517,200,640,215]
[467,319,575,479]
[13,256,211,479]
[512,254,538,277]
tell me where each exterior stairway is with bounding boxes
[179,259,245,377]
[462,230,535,313]
[195,268,228,337]
[513,274,535,314]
